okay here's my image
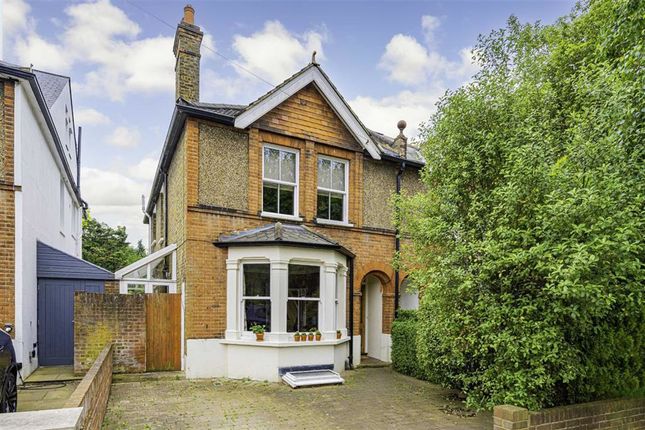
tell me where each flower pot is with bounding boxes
[315,334,322,341]
[293,335,300,342]
[336,331,341,339]
[307,334,314,341]
[255,333,264,341]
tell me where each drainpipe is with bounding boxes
[395,160,406,317]
[76,126,82,193]
[141,194,152,253]
[347,255,355,369]
[164,170,169,248]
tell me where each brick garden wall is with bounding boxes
[74,293,145,373]
[66,343,113,430]
[494,398,645,430]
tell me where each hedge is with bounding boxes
[391,310,424,379]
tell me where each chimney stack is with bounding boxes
[393,120,408,159]
[173,4,203,102]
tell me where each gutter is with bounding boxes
[347,254,355,369]
[0,64,82,204]
[394,161,406,317]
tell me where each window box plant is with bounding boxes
[250,324,265,341]
[307,330,314,341]
[294,332,301,342]
[315,330,322,341]
[336,330,342,339]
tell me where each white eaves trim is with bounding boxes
[234,67,381,160]
[114,243,177,279]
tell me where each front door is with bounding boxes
[37,279,103,365]
[365,277,383,360]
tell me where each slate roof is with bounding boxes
[215,222,354,256]
[182,100,246,118]
[33,70,69,108]
[367,129,425,164]
[37,241,114,280]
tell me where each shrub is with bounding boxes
[391,310,424,379]
[397,0,645,410]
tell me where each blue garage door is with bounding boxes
[37,279,104,365]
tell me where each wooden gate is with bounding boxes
[145,293,181,371]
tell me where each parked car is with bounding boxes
[0,326,20,413]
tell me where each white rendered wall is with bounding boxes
[13,82,81,377]
[185,338,349,382]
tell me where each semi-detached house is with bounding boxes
[136,5,425,381]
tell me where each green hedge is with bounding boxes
[391,310,424,379]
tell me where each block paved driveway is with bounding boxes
[103,367,492,429]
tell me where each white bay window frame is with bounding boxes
[224,246,348,344]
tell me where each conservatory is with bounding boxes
[114,244,177,294]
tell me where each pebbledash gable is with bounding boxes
[140,4,425,381]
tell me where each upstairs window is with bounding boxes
[317,157,348,222]
[286,264,320,333]
[243,264,271,332]
[262,145,298,217]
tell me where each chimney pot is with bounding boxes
[183,4,195,25]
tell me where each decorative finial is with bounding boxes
[183,4,195,24]
[311,51,318,65]
[397,120,407,134]
[274,222,284,240]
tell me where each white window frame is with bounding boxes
[240,261,272,333]
[261,144,300,220]
[316,155,350,225]
[115,244,178,294]
[286,263,322,334]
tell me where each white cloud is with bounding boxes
[75,108,111,126]
[232,20,326,84]
[14,33,72,72]
[105,126,141,148]
[81,165,151,245]
[421,15,441,47]
[2,0,32,34]
[379,16,479,86]
[127,157,158,181]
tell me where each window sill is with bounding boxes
[221,337,350,348]
[315,218,354,228]
[260,212,303,222]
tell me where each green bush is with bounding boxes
[391,310,424,379]
[397,0,645,410]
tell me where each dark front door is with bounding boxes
[37,279,104,365]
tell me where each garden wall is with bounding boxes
[74,293,146,373]
[66,343,114,430]
[494,398,645,430]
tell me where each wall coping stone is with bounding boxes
[0,407,83,430]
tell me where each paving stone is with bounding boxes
[103,367,492,429]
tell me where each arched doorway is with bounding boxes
[360,271,389,362]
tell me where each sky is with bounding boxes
[1,0,575,247]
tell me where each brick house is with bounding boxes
[139,6,424,381]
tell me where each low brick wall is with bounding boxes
[494,398,645,430]
[74,293,146,373]
[65,343,113,430]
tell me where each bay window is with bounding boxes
[242,263,271,332]
[286,264,320,332]
[317,157,348,223]
[262,145,298,217]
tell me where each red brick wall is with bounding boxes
[494,399,645,430]
[74,293,145,373]
[66,343,113,430]
[0,81,15,334]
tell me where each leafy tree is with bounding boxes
[398,0,644,410]
[82,213,147,272]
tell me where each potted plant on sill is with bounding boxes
[336,330,342,339]
[294,332,301,342]
[250,324,265,341]
[300,332,307,342]
[315,330,322,341]
[307,330,315,341]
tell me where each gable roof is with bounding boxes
[234,64,381,159]
[33,70,69,108]
[37,241,113,280]
[214,222,354,257]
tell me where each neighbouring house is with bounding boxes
[135,5,424,381]
[0,61,114,377]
